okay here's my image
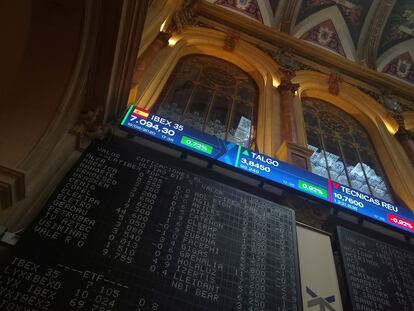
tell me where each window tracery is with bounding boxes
[153,55,258,148]
[303,98,394,202]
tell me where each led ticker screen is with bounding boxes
[121,106,414,235]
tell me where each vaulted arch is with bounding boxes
[302,97,394,202]
[293,70,414,209]
[131,27,281,155]
[153,54,259,148]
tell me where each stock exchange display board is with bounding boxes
[337,227,414,311]
[0,137,301,311]
[121,106,414,235]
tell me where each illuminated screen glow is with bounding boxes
[121,106,414,235]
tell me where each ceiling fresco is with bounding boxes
[210,0,414,84]
[382,52,414,85]
[214,0,263,22]
[379,1,414,56]
[300,19,346,57]
[296,0,374,46]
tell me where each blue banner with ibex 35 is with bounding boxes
[121,105,414,235]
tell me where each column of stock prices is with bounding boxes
[338,227,414,311]
[0,137,301,311]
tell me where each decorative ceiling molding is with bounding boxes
[196,1,414,103]
[279,0,298,32]
[194,14,414,114]
[273,0,288,30]
[207,0,414,83]
[256,45,316,72]
[378,0,414,56]
[355,85,412,113]
[256,0,275,26]
[359,0,394,68]
[268,0,280,15]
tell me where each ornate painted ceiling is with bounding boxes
[208,0,414,85]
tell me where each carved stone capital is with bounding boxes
[392,113,405,128]
[71,107,112,150]
[157,31,173,46]
[379,94,403,113]
[279,67,296,81]
[396,126,413,141]
[278,78,299,93]
[168,0,198,34]
[277,48,300,71]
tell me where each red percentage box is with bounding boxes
[387,214,414,232]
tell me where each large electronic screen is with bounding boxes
[337,227,414,310]
[120,106,414,235]
[0,137,301,310]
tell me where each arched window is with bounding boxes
[302,98,394,202]
[152,55,258,148]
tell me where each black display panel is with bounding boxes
[337,227,414,311]
[0,137,301,311]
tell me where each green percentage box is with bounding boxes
[298,180,328,199]
[180,136,213,154]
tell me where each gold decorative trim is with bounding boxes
[361,0,394,68]
[280,0,298,33]
[403,111,414,132]
[196,1,414,104]
[131,27,282,155]
[223,31,239,51]
[294,70,414,209]
[328,71,343,95]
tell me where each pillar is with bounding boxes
[276,73,313,171]
[279,77,299,143]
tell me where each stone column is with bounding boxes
[276,73,313,171]
[278,77,300,144]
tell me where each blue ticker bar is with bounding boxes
[120,106,414,235]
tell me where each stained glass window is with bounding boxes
[153,55,258,148]
[302,98,394,202]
